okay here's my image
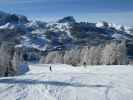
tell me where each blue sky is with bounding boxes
[0,0,133,26]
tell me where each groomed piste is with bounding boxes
[0,64,133,100]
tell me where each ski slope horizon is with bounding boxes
[0,64,133,100]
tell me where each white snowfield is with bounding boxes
[0,64,133,100]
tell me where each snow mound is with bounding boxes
[18,64,29,75]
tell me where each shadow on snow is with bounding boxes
[0,78,112,88]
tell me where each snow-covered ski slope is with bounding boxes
[0,64,133,100]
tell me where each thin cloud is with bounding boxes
[0,0,45,4]
[0,0,77,4]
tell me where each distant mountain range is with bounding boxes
[0,11,132,53]
[0,11,132,76]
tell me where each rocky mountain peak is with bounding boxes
[0,11,29,26]
[58,16,76,23]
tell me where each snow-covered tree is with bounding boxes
[0,43,11,76]
[64,48,81,66]
[40,41,127,66]
[41,51,64,64]
[0,42,24,76]
[101,41,127,65]
[116,40,127,64]
[80,46,89,65]
[80,46,102,65]
[11,48,24,75]
[101,42,116,64]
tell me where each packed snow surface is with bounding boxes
[0,64,133,100]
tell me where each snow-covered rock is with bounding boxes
[0,23,15,29]
[96,21,105,28]
[112,33,125,39]
[46,22,73,38]
[96,21,125,31]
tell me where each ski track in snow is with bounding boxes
[0,64,133,100]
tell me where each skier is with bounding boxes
[5,67,9,77]
[23,54,28,62]
[50,66,52,72]
[83,62,87,68]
